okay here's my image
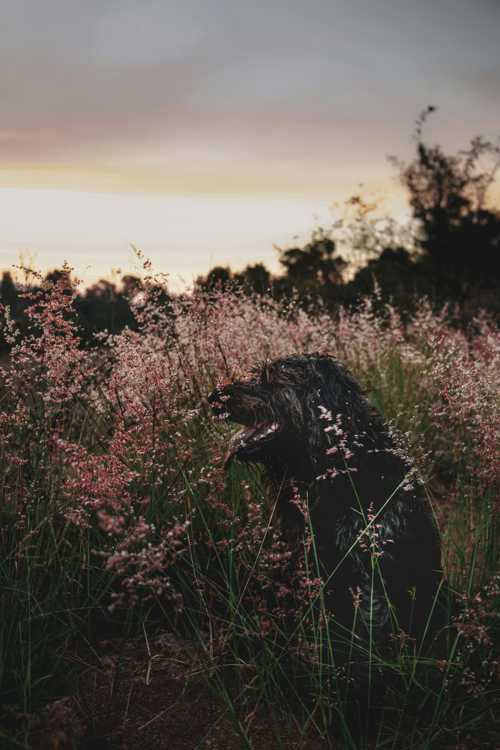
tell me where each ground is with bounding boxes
[25,633,327,750]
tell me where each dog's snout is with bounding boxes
[207,387,221,405]
[208,386,231,414]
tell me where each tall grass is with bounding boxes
[0,269,498,748]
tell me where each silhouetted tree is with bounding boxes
[121,274,143,300]
[75,280,136,343]
[234,263,271,295]
[45,268,73,289]
[276,228,347,304]
[196,265,233,293]
[341,247,430,316]
[0,272,22,350]
[392,106,500,305]
[0,272,20,316]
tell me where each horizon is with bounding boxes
[1,183,414,292]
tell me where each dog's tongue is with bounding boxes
[224,426,252,468]
[223,422,280,468]
[223,424,263,468]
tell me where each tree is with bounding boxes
[392,106,500,304]
[234,263,271,295]
[121,274,142,300]
[276,228,347,302]
[75,280,136,343]
[0,272,20,316]
[196,266,233,293]
[342,247,429,316]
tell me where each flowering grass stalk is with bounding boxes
[0,271,498,748]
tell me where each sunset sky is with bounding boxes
[1,0,499,289]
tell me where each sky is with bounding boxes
[1,0,499,289]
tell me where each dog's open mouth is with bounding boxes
[224,421,280,466]
[208,388,281,466]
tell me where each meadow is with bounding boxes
[0,265,499,749]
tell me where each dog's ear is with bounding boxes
[312,356,356,410]
[306,357,368,452]
[303,385,325,462]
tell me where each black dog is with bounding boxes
[209,354,447,728]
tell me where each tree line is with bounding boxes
[1,108,499,351]
[198,108,500,317]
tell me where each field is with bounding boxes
[0,269,499,749]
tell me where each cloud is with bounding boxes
[1,0,499,194]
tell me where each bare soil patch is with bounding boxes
[27,633,328,750]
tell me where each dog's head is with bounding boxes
[208,353,375,472]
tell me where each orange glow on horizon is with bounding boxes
[0,161,398,199]
[1,162,497,293]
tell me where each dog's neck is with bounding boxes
[266,445,418,523]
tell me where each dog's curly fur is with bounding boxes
[209,353,446,652]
